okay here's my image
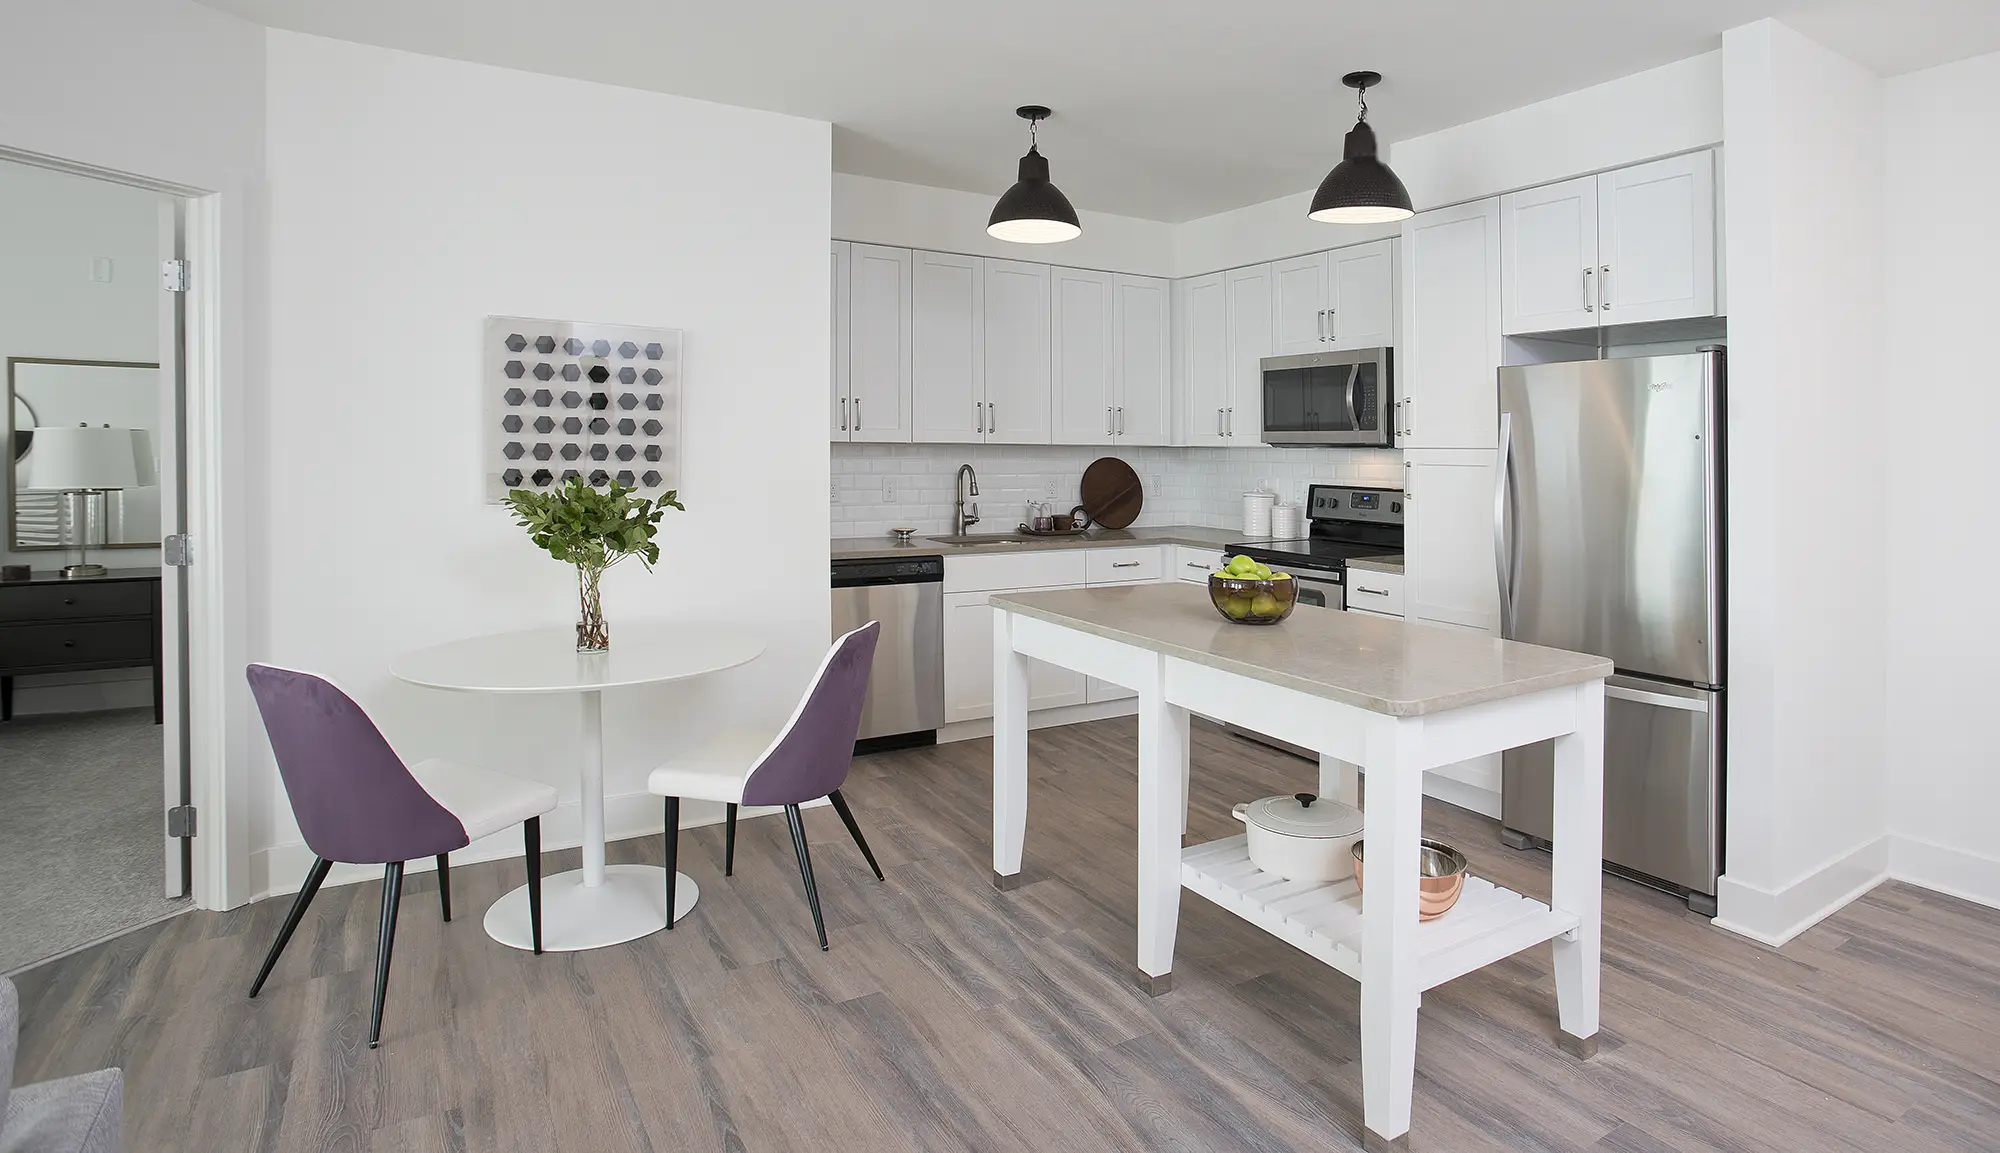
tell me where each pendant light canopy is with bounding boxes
[1309,71,1414,225]
[988,106,1082,244]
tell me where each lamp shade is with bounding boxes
[1308,119,1414,224]
[988,146,1083,244]
[22,426,145,491]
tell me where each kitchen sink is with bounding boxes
[927,534,1034,545]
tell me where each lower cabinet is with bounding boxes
[942,590,1086,722]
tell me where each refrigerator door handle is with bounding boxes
[1606,683,1711,712]
[1493,410,1516,637]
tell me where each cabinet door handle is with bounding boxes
[1583,267,1594,312]
[839,397,847,431]
[987,402,995,434]
[1328,307,1336,342]
[1356,585,1389,597]
[1186,561,1208,569]
[1105,407,1112,436]
[1317,309,1327,341]
[1217,407,1225,437]
[1226,407,1234,436]
[854,399,861,430]
[1403,397,1412,435]
[1600,265,1611,310]
[1112,561,1141,568]
[1116,407,1124,435]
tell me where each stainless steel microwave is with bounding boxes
[1259,347,1394,447]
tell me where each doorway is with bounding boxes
[0,156,193,973]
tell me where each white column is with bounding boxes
[579,688,606,887]
[1551,677,1605,1053]
[1135,659,1189,993]
[992,609,1030,887]
[1319,752,1361,808]
[1359,713,1423,1142]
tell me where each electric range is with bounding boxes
[1226,484,1404,611]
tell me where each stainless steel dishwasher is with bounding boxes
[831,556,944,748]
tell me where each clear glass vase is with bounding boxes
[575,565,609,652]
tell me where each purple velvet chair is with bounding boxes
[647,622,883,950]
[245,663,558,1048]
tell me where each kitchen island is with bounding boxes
[988,583,1611,1146]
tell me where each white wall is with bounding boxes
[254,31,831,896]
[835,173,1176,278]
[1172,51,1724,277]
[1880,49,2000,908]
[1713,20,1890,944]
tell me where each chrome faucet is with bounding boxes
[954,464,981,536]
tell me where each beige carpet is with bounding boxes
[0,708,188,974]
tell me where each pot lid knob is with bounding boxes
[1295,792,1316,808]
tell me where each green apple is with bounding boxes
[1224,595,1253,619]
[1227,554,1257,576]
[1250,593,1281,616]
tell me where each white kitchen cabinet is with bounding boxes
[1271,241,1397,356]
[1224,264,1271,442]
[1402,449,1499,633]
[1176,274,1229,446]
[1051,267,1116,444]
[831,241,851,440]
[1501,176,1599,335]
[1345,569,1405,617]
[1175,545,1223,582]
[1499,151,1717,335]
[1597,151,1716,325]
[982,259,1053,443]
[1113,275,1171,445]
[1271,253,1330,356]
[910,250,985,444]
[943,590,1087,721]
[846,243,913,443]
[1400,199,1501,451]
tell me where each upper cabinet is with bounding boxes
[1269,240,1397,355]
[1113,275,1171,446]
[982,260,1053,444]
[845,243,914,442]
[1501,150,1717,335]
[1400,198,1501,451]
[1224,264,1271,442]
[1053,269,1168,446]
[831,242,851,440]
[1177,273,1229,446]
[910,250,985,444]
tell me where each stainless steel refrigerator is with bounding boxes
[1496,348,1723,916]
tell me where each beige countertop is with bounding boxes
[1346,554,1404,575]
[832,525,1253,562]
[989,583,1610,717]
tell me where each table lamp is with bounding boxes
[22,423,147,578]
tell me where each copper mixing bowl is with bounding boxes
[1350,839,1469,920]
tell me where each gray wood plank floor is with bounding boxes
[12,718,2000,1151]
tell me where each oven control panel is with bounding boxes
[1307,484,1404,526]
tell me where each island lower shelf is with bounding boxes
[1181,835,1580,992]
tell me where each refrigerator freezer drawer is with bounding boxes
[1501,677,1720,895]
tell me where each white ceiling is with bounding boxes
[198,0,2000,222]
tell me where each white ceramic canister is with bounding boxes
[1241,490,1276,537]
[1270,502,1303,540]
[1232,792,1366,882]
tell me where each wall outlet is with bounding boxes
[881,476,897,503]
[1042,476,1059,499]
[88,257,113,283]
[829,487,841,505]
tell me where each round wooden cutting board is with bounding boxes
[1080,457,1144,529]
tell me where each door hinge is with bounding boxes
[161,259,190,293]
[163,533,193,566]
[167,805,197,838]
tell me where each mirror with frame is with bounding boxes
[6,357,161,552]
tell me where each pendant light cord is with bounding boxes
[1354,83,1370,123]
[1028,116,1040,149]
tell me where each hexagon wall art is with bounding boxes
[483,316,682,503]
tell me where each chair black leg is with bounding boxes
[827,790,884,881]
[663,797,680,929]
[524,817,543,955]
[783,804,829,951]
[249,856,332,998]
[436,854,452,921]
[368,861,405,1049]
[724,803,738,877]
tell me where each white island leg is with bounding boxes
[1551,678,1605,1055]
[1135,678,1189,994]
[1320,752,1361,808]
[992,611,1030,890]
[1359,719,1423,1145]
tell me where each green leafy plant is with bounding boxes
[504,477,684,650]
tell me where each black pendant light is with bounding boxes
[1309,71,1414,225]
[988,106,1082,244]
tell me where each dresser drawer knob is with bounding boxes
[64,640,76,647]
[63,598,76,605]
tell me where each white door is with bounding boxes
[1500,176,1599,335]
[1113,275,1171,445]
[1326,239,1396,351]
[1597,150,1716,325]
[830,241,851,440]
[1400,198,1500,451]
[1224,264,1272,443]
[942,591,1088,722]
[982,259,1052,444]
[847,243,913,443]
[910,250,984,444]
[1179,273,1229,446]
[1403,449,1500,633]
[1270,252,1330,356]
[1050,266,1115,444]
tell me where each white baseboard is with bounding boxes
[937,698,1138,743]
[1712,836,1890,947]
[1886,834,2000,912]
[249,790,823,902]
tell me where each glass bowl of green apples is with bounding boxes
[1208,554,1297,625]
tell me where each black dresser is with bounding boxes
[0,567,163,723]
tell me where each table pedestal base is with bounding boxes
[483,864,698,952]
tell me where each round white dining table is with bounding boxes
[391,621,764,952]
